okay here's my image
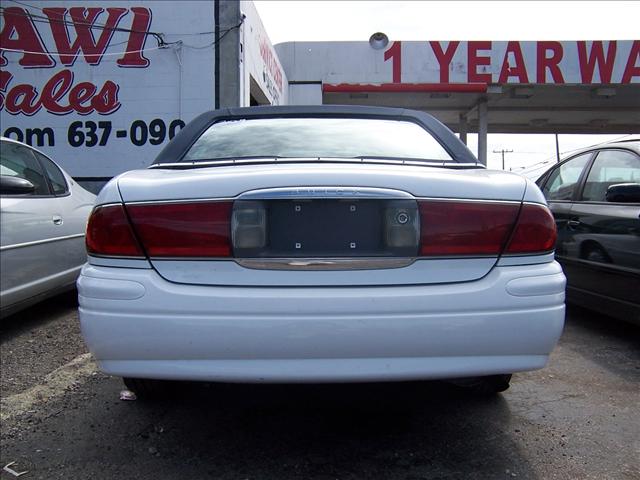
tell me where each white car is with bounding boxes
[78,106,565,396]
[1,137,96,317]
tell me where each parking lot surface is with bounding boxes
[1,297,638,480]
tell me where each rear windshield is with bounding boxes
[182,118,453,162]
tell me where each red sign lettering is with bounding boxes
[4,82,40,115]
[1,70,121,116]
[499,41,529,83]
[40,68,74,114]
[384,41,402,83]
[42,7,128,66]
[578,41,617,83]
[0,7,55,68]
[622,40,640,84]
[0,71,12,106]
[429,41,459,83]
[537,42,564,83]
[117,7,153,68]
[0,6,152,69]
[259,37,283,93]
[467,41,492,83]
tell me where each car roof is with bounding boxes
[564,138,640,159]
[535,138,639,183]
[1,136,29,146]
[1,136,57,164]
[608,137,640,151]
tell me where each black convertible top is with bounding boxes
[153,105,479,166]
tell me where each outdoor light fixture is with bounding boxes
[369,32,389,50]
[593,87,617,98]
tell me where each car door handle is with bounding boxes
[52,215,63,225]
[567,220,581,229]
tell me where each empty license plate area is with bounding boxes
[232,199,419,257]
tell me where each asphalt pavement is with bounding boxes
[1,295,638,480]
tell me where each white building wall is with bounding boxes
[289,84,323,105]
[240,0,287,106]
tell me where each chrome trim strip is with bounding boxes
[124,198,235,206]
[87,255,152,269]
[415,197,522,205]
[94,202,124,208]
[88,253,146,260]
[500,250,555,257]
[0,233,85,252]
[235,257,416,271]
[237,186,415,200]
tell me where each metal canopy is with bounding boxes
[322,84,640,135]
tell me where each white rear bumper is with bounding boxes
[78,262,565,383]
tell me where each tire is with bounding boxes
[450,374,512,395]
[583,245,611,264]
[123,377,171,399]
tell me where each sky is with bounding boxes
[253,1,639,175]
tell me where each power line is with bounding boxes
[1,44,165,58]
[0,6,246,58]
[1,4,166,47]
[492,149,513,171]
[5,0,240,36]
[180,19,244,50]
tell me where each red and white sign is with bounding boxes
[0,1,216,177]
[307,40,640,88]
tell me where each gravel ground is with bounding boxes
[0,291,87,398]
[1,303,638,480]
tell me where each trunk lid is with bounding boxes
[117,163,528,287]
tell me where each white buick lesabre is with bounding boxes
[78,106,565,397]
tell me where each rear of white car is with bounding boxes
[77,106,565,394]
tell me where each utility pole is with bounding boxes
[493,149,513,170]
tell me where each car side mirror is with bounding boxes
[605,183,640,203]
[0,175,36,195]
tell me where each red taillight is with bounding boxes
[126,201,232,257]
[86,204,144,257]
[418,200,520,256]
[417,200,556,257]
[505,203,557,254]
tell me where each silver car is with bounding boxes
[0,137,96,317]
